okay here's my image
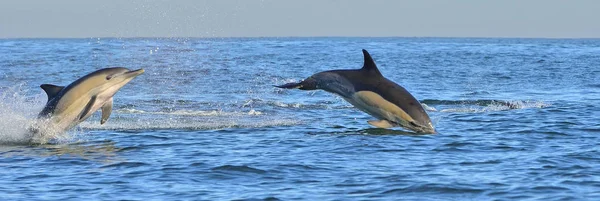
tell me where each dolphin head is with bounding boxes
[96,67,145,84]
[79,67,145,93]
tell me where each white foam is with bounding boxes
[78,117,300,130]
[271,101,302,108]
[83,107,295,130]
[114,108,264,116]
[421,103,438,112]
[0,84,71,144]
[274,78,300,85]
[247,109,263,115]
[439,100,550,113]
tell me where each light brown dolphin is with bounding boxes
[276,49,436,134]
[36,67,144,133]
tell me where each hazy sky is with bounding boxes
[1,0,599,38]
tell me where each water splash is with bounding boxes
[422,103,438,112]
[0,84,71,144]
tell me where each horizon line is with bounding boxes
[2,36,600,40]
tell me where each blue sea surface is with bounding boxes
[0,37,599,200]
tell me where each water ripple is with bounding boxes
[212,165,268,174]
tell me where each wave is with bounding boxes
[128,98,334,111]
[115,108,264,116]
[211,165,267,174]
[267,101,336,109]
[237,98,549,114]
[77,117,300,130]
[98,108,302,130]
[264,98,549,112]
[269,101,305,109]
[421,99,550,113]
[423,99,527,107]
[587,84,600,88]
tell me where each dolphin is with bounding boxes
[35,67,144,134]
[275,49,436,134]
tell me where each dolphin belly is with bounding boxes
[343,91,416,128]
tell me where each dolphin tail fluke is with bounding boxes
[274,82,303,89]
[367,120,395,128]
[100,98,113,125]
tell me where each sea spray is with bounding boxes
[0,84,72,144]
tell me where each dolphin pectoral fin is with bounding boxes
[274,82,303,89]
[78,95,97,121]
[367,120,395,128]
[101,97,113,125]
[40,84,65,101]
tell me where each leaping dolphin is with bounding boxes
[35,67,144,134]
[275,49,436,134]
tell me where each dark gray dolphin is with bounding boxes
[36,67,144,134]
[275,49,436,134]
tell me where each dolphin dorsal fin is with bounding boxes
[361,49,382,76]
[40,84,65,101]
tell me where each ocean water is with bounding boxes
[0,37,599,200]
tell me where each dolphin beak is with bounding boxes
[426,127,437,134]
[126,68,145,77]
[410,121,437,134]
[419,122,437,134]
